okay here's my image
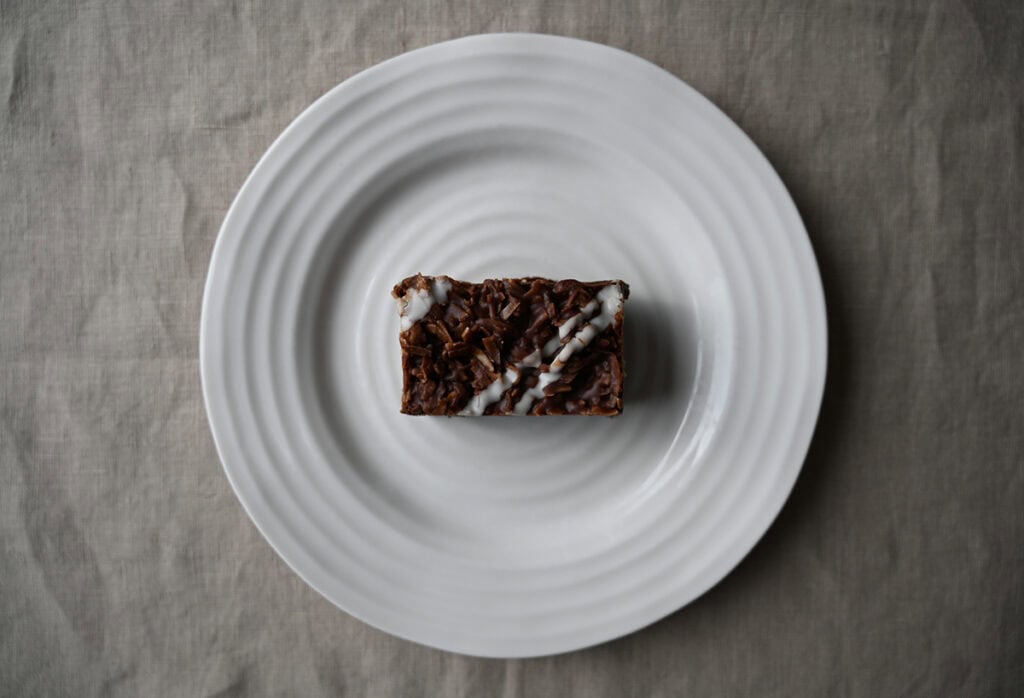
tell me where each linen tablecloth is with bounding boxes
[2,1,1021,694]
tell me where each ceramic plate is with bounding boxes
[200,33,827,657]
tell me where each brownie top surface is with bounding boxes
[393,275,629,416]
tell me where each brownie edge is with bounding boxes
[392,275,628,416]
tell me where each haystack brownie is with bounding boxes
[393,275,628,416]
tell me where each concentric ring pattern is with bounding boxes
[200,34,827,657]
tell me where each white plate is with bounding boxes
[201,33,827,657]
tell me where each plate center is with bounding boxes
[296,130,722,558]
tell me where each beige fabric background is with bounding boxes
[2,1,1022,695]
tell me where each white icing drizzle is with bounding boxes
[455,284,623,416]
[513,284,623,415]
[542,335,562,357]
[562,300,598,338]
[542,299,600,356]
[398,277,451,331]
[456,349,541,416]
[459,367,521,416]
[520,349,542,368]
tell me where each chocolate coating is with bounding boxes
[392,275,629,416]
